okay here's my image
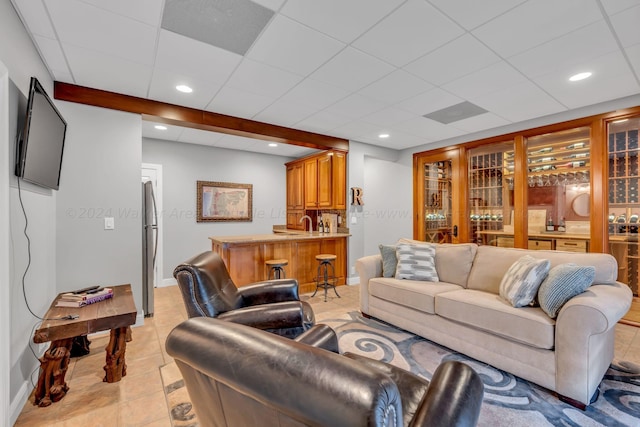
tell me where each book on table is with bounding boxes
[56,287,114,307]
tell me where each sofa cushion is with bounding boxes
[395,243,439,282]
[436,289,556,350]
[538,263,596,318]
[369,277,462,314]
[379,244,398,278]
[398,239,477,287]
[499,256,550,307]
[467,246,618,294]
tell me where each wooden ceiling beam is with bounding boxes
[54,82,349,151]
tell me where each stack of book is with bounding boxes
[56,287,114,308]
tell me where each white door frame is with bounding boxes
[141,163,165,287]
[1,60,11,427]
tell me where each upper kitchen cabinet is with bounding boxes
[286,163,304,210]
[287,150,347,212]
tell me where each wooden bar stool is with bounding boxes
[312,254,340,302]
[266,259,288,279]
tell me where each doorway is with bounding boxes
[141,163,164,287]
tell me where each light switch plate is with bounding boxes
[351,216,357,224]
[104,217,115,230]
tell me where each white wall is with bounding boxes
[142,138,293,280]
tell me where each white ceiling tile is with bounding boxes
[323,93,386,120]
[252,0,287,12]
[295,110,352,133]
[247,15,345,76]
[331,120,383,139]
[78,0,164,26]
[253,100,317,127]
[155,30,242,85]
[358,130,433,150]
[177,127,225,146]
[142,121,184,141]
[397,87,463,116]
[353,0,464,67]
[534,51,640,108]
[148,68,221,109]
[33,35,70,77]
[206,85,275,119]
[63,43,152,98]
[277,78,350,110]
[508,21,619,79]
[472,80,566,122]
[627,43,640,77]
[443,61,527,100]
[281,0,404,44]
[428,0,527,30]
[225,58,304,99]
[472,0,603,57]
[13,0,56,38]
[392,117,466,141]
[450,112,512,133]
[610,4,640,48]
[46,0,157,66]
[358,69,433,104]
[405,34,502,86]
[362,107,417,127]
[310,47,394,92]
[600,0,640,15]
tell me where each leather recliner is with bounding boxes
[166,317,484,427]
[173,251,315,338]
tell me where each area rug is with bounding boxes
[161,311,640,427]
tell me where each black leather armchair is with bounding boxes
[166,317,484,427]
[173,251,315,338]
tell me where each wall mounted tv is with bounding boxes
[15,77,67,190]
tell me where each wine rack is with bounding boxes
[424,161,451,243]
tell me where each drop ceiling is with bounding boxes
[10,0,640,156]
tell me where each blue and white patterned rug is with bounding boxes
[317,310,640,427]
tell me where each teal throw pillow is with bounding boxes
[538,263,596,318]
[378,244,397,278]
[499,255,550,307]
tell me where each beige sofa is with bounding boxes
[356,242,633,408]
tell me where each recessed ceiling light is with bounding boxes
[379,133,390,139]
[176,84,193,93]
[268,143,278,147]
[154,125,167,130]
[569,72,592,82]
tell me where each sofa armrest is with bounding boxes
[554,282,633,405]
[235,279,300,306]
[356,254,383,315]
[217,301,306,330]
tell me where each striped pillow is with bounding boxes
[395,243,439,282]
[538,263,596,318]
[499,256,550,307]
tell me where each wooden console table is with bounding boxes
[32,284,137,407]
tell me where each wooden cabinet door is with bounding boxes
[320,238,346,285]
[286,209,304,230]
[286,163,304,210]
[304,159,318,208]
[332,151,346,209]
[317,154,333,208]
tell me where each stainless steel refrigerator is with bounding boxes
[142,181,158,317]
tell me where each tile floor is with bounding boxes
[13,284,360,426]
[13,283,640,426]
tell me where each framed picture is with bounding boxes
[197,181,253,222]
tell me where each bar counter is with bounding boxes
[210,230,349,294]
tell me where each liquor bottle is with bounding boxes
[546,217,554,232]
[558,218,566,232]
[562,153,588,159]
[318,218,324,233]
[565,142,585,150]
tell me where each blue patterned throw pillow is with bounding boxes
[538,263,596,318]
[378,244,398,278]
[395,243,439,282]
[499,255,550,307]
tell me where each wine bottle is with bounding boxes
[318,218,324,233]
[546,216,554,232]
[558,217,566,232]
[531,147,553,155]
[530,156,556,164]
[565,142,586,150]
[560,161,586,168]
[530,165,556,172]
[562,153,588,159]
[337,212,342,226]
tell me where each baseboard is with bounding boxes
[346,276,360,286]
[10,350,43,425]
[160,278,176,288]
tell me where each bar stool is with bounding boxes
[266,259,288,279]
[312,254,340,302]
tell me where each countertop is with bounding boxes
[210,230,350,245]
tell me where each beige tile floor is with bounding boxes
[14,283,640,426]
[13,284,360,427]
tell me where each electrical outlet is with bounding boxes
[104,217,115,230]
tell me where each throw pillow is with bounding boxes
[538,263,596,318]
[395,243,439,282]
[378,244,398,278]
[499,255,550,307]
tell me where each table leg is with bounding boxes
[33,338,73,407]
[103,326,132,382]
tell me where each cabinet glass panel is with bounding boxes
[525,126,591,249]
[608,116,640,296]
[468,142,514,246]
[424,161,452,243]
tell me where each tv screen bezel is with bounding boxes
[15,77,67,190]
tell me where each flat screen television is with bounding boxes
[15,77,67,190]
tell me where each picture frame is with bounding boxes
[196,181,252,222]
